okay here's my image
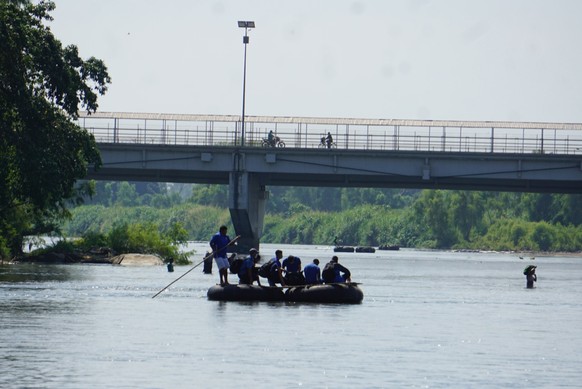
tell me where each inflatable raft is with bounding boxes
[206,284,285,302]
[378,245,400,251]
[207,283,363,304]
[333,246,355,253]
[355,246,375,253]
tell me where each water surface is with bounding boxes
[1,244,581,388]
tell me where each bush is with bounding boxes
[78,231,108,250]
[532,222,555,251]
[0,236,10,260]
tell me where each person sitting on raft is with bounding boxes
[282,255,305,285]
[322,256,351,284]
[239,248,261,286]
[303,259,322,285]
[267,250,286,287]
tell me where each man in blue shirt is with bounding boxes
[282,255,302,273]
[209,225,231,285]
[239,248,261,286]
[304,259,322,285]
[282,255,305,285]
[267,249,285,286]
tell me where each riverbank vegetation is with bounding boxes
[30,222,192,264]
[58,182,582,254]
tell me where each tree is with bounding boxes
[551,194,582,226]
[450,191,485,242]
[412,190,457,248]
[189,184,228,207]
[523,193,556,222]
[115,182,139,206]
[0,1,111,257]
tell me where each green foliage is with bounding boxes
[262,205,411,247]
[257,186,415,214]
[63,204,232,243]
[81,181,183,208]
[38,239,76,255]
[44,222,192,264]
[77,231,108,249]
[115,182,139,206]
[60,187,582,254]
[474,219,533,251]
[0,1,110,259]
[524,193,557,222]
[0,235,10,259]
[75,223,190,264]
[106,223,131,253]
[552,194,582,226]
[189,184,228,207]
[473,219,582,252]
[531,222,555,251]
[411,190,457,248]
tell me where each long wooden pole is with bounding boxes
[152,235,240,299]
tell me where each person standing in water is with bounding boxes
[524,265,537,289]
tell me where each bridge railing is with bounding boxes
[78,113,582,155]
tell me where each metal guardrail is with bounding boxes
[77,112,582,155]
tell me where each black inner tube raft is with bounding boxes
[207,283,363,304]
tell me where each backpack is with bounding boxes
[284,272,306,286]
[258,260,274,278]
[322,262,336,283]
[230,258,244,274]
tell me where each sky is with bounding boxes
[49,0,582,123]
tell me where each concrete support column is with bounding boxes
[229,169,268,253]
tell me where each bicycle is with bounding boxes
[261,136,285,148]
[318,136,337,149]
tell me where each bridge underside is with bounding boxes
[88,168,582,193]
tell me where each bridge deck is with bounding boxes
[79,112,582,156]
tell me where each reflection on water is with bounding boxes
[0,264,87,318]
[1,246,582,388]
[0,263,76,283]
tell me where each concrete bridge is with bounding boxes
[79,112,582,251]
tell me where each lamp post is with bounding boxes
[238,20,255,147]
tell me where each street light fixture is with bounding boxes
[238,20,255,147]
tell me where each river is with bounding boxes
[1,244,581,388]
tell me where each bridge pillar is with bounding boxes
[229,171,268,254]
